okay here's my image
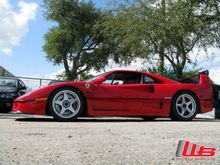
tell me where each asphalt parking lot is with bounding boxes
[0,114,220,165]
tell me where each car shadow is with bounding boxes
[14,117,220,123]
[16,117,56,122]
[0,113,219,123]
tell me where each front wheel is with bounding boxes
[48,87,84,122]
[170,91,198,121]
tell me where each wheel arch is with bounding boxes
[45,86,88,116]
[171,89,201,114]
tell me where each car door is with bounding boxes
[91,71,160,115]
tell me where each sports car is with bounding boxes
[13,70,214,121]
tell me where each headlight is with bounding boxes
[0,93,6,98]
[0,93,16,98]
[6,93,16,98]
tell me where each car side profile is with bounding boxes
[13,70,215,121]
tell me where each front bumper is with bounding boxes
[11,111,33,115]
[13,99,47,116]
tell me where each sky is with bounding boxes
[0,0,109,78]
[0,0,220,84]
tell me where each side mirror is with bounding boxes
[94,76,106,84]
[19,86,26,90]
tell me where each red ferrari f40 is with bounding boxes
[13,70,215,121]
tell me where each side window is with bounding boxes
[143,75,155,84]
[112,72,142,85]
[102,73,114,84]
[18,80,25,88]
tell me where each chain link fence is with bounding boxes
[0,76,63,92]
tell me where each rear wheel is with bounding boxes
[49,87,84,122]
[170,91,198,121]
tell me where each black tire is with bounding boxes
[48,87,84,122]
[170,91,198,121]
[142,117,156,121]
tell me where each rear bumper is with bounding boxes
[200,99,214,113]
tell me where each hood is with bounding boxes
[0,86,17,93]
[48,81,87,87]
[16,81,90,102]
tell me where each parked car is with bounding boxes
[212,84,220,118]
[13,70,215,121]
[0,77,26,113]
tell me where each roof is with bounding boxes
[0,65,14,77]
[104,69,177,84]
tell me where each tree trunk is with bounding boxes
[159,0,166,75]
[71,56,78,81]
[159,45,165,74]
[176,66,183,79]
[63,55,71,80]
[71,72,78,81]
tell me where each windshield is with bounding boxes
[0,78,17,88]
[84,72,107,82]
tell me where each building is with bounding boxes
[0,65,14,77]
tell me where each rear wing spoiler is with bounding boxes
[177,70,209,84]
[199,70,209,76]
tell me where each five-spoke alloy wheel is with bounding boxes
[171,91,198,121]
[49,87,84,121]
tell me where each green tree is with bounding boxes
[79,72,94,81]
[147,66,200,80]
[43,0,109,80]
[100,0,220,79]
[55,70,94,81]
